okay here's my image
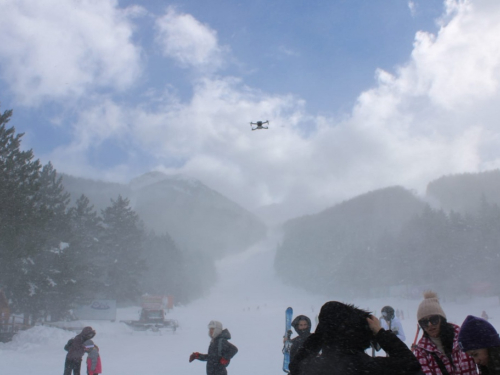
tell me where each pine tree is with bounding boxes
[68,194,105,300]
[101,196,145,302]
[29,163,73,320]
[0,109,42,316]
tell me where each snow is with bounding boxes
[1,232,499,374]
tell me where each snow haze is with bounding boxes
[1,233,499,374]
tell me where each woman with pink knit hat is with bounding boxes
[413,291,477,375]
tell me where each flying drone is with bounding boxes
[250,120,269,131]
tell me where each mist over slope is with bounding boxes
[2,229,499,375]
[275,186,427,296]
[275,175,500,299]
[427,169,500,214]
[61,171,267,258]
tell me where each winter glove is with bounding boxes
[189,352,200,362]
[220,357,230,366]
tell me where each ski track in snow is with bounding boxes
[1,231,499,374]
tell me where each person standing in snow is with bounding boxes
[63,326,96,375]
[288,301,422,375]
[413,291,477,375]
[458,315,500,375]
[290,315,312,362]
[380,306,406,342]
[83,340,102,375]
[189,320,238,375]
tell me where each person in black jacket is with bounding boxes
[289,301,422,375]
[290,315,312,362]
[189,320,238,375]
[63,326,96,375]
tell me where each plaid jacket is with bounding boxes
[414,324,478,375]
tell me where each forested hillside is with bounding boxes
[275,186,427,296]
[0,109,215,323]
[275,184,500,299]
[427,170,500,214]
[61,172,267,259]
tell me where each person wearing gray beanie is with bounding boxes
[413,291,477,375]
[458,315,500,374]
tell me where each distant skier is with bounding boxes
[189,320,238,375]
[290,315,312,361]
[380,306,406,342]
[481,311,490,321]
[63,326,96,375]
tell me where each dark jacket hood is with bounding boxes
[79,326,96,340]
[292,315,312,335]
[214,328,231,341]
[315,301,373,351]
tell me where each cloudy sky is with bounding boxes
[1,0,499,218]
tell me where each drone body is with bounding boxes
[250,120,269,131]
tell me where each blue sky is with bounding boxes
[1,0,499,219]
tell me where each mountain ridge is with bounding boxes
[61,171,267,259]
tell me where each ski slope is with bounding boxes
[1,232,499,374]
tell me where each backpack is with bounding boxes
[64,338,75,351]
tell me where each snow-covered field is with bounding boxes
[1,233,499,375]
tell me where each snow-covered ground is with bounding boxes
[1,232,499,374]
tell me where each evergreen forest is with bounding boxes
[0,109,215,322]
[275,186,500,299]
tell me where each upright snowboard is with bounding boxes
[283,307,293,373]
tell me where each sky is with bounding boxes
[1,0,500,218]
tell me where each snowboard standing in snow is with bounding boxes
[283,307,293,373]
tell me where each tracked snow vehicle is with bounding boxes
[120,295,178,332]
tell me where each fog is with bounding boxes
[2,231,499,375]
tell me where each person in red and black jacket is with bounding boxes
[189,320,238,375]
[413,291,477,375]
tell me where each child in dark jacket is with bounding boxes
[83,340,102,375]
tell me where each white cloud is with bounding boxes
[0,0,143,106]
[408,1,417,17]
[155,7,228,72]
[47,0,500,220]
[278,46,300,57]
[409,2,500,111]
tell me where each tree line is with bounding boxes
[0,108,215,323]
[276,187,500,299]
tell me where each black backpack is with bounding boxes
[64,338,74,351]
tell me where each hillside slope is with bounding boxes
[275,186,427,295]
[61,172,267,258]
